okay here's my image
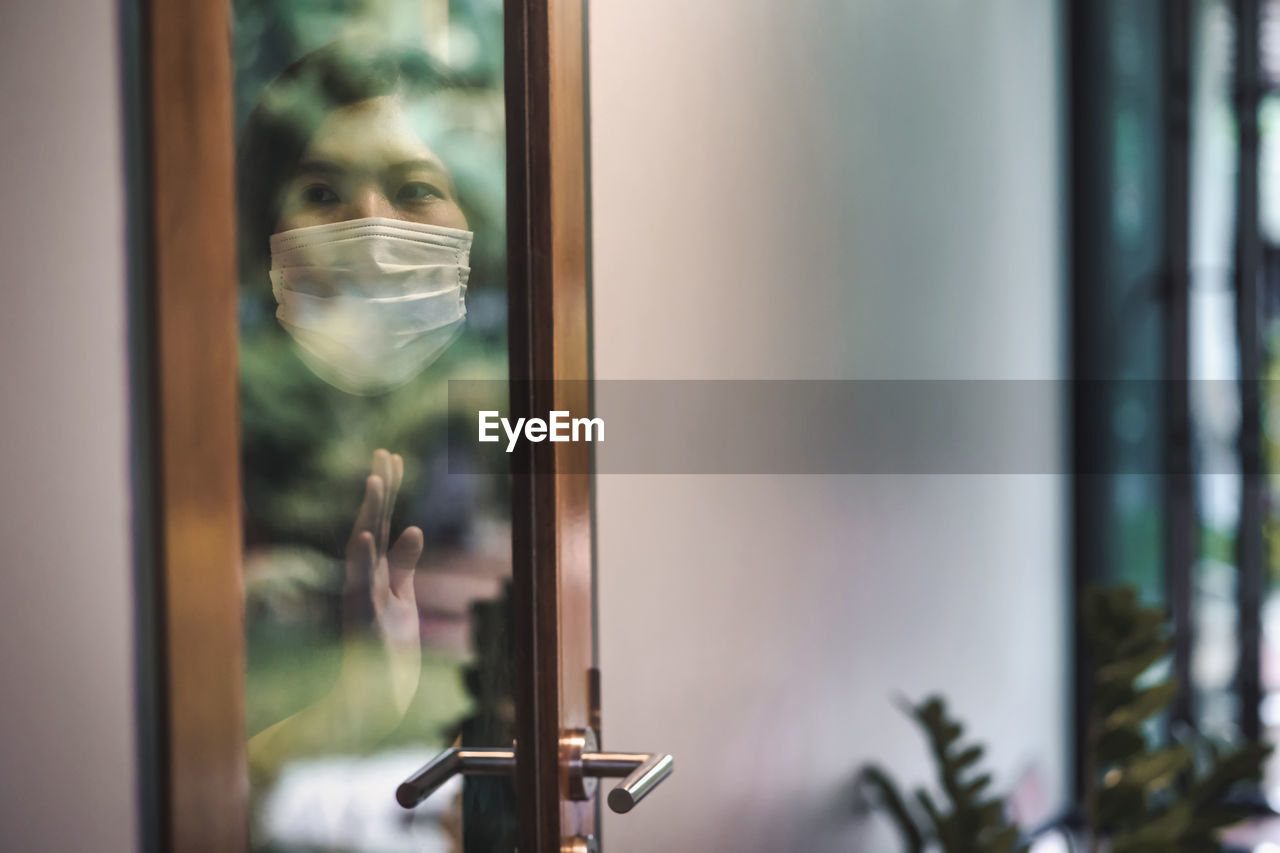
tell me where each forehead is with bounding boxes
[303,94,444,168]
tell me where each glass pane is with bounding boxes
[231,3,514,850]
[1077,0,1169,601]
[1189,0,1241,743]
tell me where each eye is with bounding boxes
[300,183,339,205]
[396,181,443,203]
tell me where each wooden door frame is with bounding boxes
[506,0,596,848]
[142,1,594,851]
[143,2,246,852]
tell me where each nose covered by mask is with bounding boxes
[269,217,472,396]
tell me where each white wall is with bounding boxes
[0,1,139,850]
[589,2,1067,851]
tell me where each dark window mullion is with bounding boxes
[1165,0,1197,733]
[1234,0,1267,746]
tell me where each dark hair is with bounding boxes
[236,40,466,285]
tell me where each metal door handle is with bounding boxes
[396,745,673,814]
[584,752,675,814]
[395,747,515,808]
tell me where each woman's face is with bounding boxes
[274,94,468,233]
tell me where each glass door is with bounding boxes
[142,1,668,850]
[231,3,514,851]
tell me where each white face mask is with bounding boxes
[269,217,472,395]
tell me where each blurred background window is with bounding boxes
[1075,0,1280,816]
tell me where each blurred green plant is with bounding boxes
[859,696,1027,853]
[858,585,1271,852]
[1078,585,1270,852]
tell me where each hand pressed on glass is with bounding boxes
[338,448,423,719]
[246,449,424,784]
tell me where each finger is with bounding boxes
[342,531,377,630]
[388,525,423,601]
[372,450,392,554]
[391,453,404,499]
[382,453,404,552]
[344,530,376,591]
[347,475,384,553]
[371,548,390,596]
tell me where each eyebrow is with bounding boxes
[295,158,346,176]
[387,158,450,174]
[292,156,458,198]
[296,157,450,176]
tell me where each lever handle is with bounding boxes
[587,752,675,814]
[395,747,515,808]
[396,745,673,814]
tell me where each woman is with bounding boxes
[239,38,479,397]
[236,39,490,798]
